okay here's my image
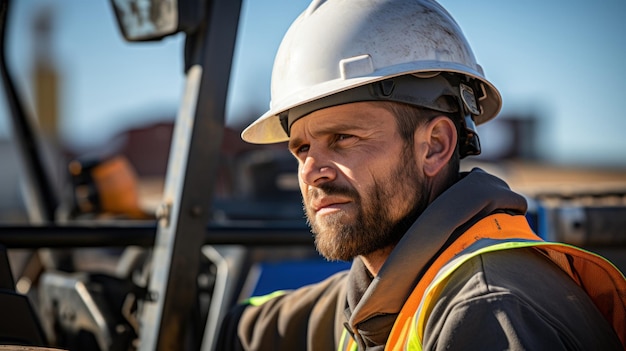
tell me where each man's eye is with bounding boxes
[296,144,309,154]
[336,134,356,143]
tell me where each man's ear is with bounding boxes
[418,116,457,177]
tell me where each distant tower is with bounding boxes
[32,6,60,141]
[30,6,65,220]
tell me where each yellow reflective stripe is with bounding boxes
[406,314,421,351]
[338,328,357,351]
[338,329,349,351]
[244,290,288,306]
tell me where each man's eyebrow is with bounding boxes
[325,122,364,131]
[288,136,303,151]
[288,122,370,150]
[312,122,370,137]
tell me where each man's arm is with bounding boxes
[215,270,349,350]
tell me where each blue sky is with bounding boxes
[3,0,626,167]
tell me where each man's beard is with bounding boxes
[304,150,429,262]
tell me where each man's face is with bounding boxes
[288,102,428,261]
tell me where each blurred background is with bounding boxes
[1,3,624,348]
[1,0,625,223]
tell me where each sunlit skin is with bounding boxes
[288,102,457,275]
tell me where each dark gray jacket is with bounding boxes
[217,169,622,350]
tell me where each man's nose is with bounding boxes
[300,154,337,187]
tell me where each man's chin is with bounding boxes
[315,242,354,262]
[313,225,358,262]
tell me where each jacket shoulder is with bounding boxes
[423,248,622,350]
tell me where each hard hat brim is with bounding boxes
[241,64,501,144]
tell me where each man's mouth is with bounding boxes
[311,196,351,214]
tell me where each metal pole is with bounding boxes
[138,0,242,349]
[0,222,313,248]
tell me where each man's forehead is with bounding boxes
[289,102,393,134]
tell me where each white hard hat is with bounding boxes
[241,0,502,145]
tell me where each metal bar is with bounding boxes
[0,0,57,223]
[0,223,313,248]
[138,0,242,349]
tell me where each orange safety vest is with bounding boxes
[340,213,626,351]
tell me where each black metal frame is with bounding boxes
[0,224,313,248]
[0,0,279,349]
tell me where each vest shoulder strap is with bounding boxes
[385,213,626,350]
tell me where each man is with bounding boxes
[217,0,626,349]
